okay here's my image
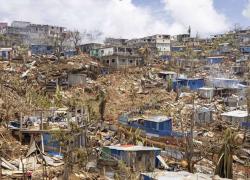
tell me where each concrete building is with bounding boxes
[11,21,30,28]
[98,46,143,69]
[104,38,128,46]
[4,21,66,46]
[126,34,171,56]
[79,43,103,54]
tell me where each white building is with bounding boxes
[126,34,171,56]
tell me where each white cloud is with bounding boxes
[162,0,229,36]
[0,0,229,39]
[0,0,169,39]
[242,0,250,19]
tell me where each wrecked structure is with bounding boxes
[97,46,143,69]
[1,21,250,180]
[100,145,161,172]
[126,34,171,56]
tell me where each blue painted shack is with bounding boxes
[171,46,186,52]
[119,115,173,137]
[101,145,161,171]
[0,48,13,60]
[206,56,224,64]
[42,131,86,156]
[31,45,54,55]
[173,78,205,90]
[160,55,171,61]
[240,45,250,53]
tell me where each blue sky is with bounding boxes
[0,0,249,39]
[133,0,249,28]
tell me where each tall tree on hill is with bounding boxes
[53,32,69,61]
[70,30,82,54]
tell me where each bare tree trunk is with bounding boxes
[63,146,70,180]
[0,155,2,180]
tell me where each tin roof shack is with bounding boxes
[158,71,177,80]
[173,78,205,91]
[221,110,249,129]
[240,45,250,54]
[219,42,232,54]
[31,45,54,55]
[0,48,13,60]
[68,73,87,87]
[208,78,245,89]
[207,78,247,97]
[198,87,215,99]
[119,115,173,137]
[101,145,161,172]
[140,171,213,180]
[206,56,224,64]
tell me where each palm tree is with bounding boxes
[215,129,234,178]
[215,128,244,179]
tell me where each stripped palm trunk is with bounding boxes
[215,129,233,179]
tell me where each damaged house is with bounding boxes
[119,115,184,138]
[100,145,161,172]
[98,46,143,69]
[31,45,54,55]
[206,56,224,64]
[68,73,87,87]
[221,110,250,129]
[158,71,177,80]
[173,78,205,91]
[198,87,215,99]
[79,43,104,54]
[126,34,171,56]
[194,107,213,125]
[0,48,13,60]
[207,78,247,96]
